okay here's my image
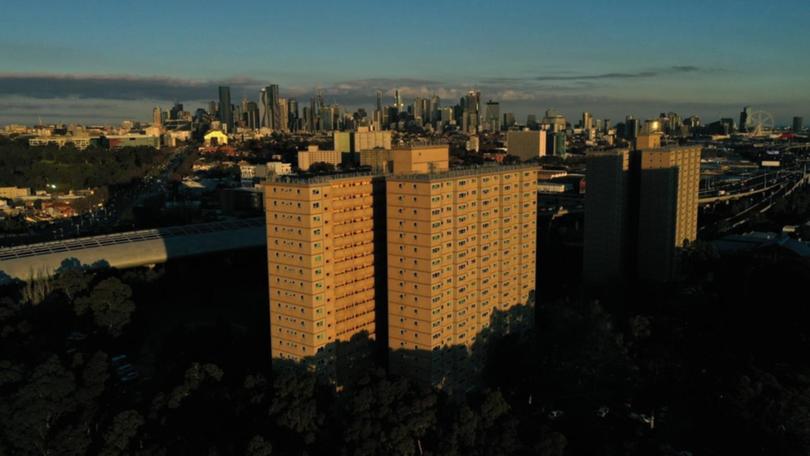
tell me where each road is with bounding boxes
[1,148,190,247]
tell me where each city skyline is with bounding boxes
[1,0,808,124]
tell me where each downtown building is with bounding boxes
[265,156,538,388]
[584,137,701,284]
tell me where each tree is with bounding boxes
[503,155,522,165]
[246,435,273,456]
[54,267,95,301]
[338,371,437,456]
[0,356,86,455]
[100,410,144,456]
[74,277,135,336]
[308,162,336,174]
[167,363,224,409]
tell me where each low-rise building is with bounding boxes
[297,145,343,171]
[266,162,292,176]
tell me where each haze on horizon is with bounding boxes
[0,0,808,125]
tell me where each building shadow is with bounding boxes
[270,298,536,394]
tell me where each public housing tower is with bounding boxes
[265,174,380,381]
[386,166,538,387]
[265,155,538,387]
[584,136,701,283]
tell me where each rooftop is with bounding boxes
[389,163,539,181]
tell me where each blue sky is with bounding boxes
[0,0,808,124]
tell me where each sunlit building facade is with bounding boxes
[265,175,378,381]
[386,165,538,388]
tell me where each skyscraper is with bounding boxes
[387,166,538,388]
[462,90,480,134]
[260,88,270,128]
[395,89,403,113]
[288,98,299,131]
[429,95,441,125]
[152,106,162,127]
[740,106,753,132]
[278,98,289,133]
[581,112,593,130]
[269,84,281,130]
[218,86,234,133]
[485,101,500,131]
[246,102,260,130]
[793,116,804,132]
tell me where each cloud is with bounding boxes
[0,73,263,101]
[480,66,716,85]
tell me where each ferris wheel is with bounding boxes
[746,111,775,136]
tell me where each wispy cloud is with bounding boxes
[482,66,722,85]
[0,73,262,101]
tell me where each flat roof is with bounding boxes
[388,163,539,181]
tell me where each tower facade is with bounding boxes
[584,144,701,284]
[265,175,378,381]
[218,86,233,133]
[386,166,538,388]
[636,145,701,282]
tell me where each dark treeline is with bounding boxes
[0,137,163,190]
[2,244,810,455]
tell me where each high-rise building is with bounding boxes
[265,175,379,382]
[507,130,546,161]
[288,99,299,131]
[429,95,441,125]
[624,116,639,140]
[278,98,290,133]
[269,84,281,130]
[740,106,752,132]
[584,150,630,284]
[543,109,566,132]
[386,165,538,388]
[169,102,184,121]
[413,97,425,122]
[260,88,270,128]
[246,102,260,130]
[218,86,233,133]
[152,106,162,127]
[793,116,804,132]
[584,143,701,284]
[462,91,480,134]
[503,113,516,130]
[552,132,567,158]
[485,101,500,131]
[636,145,701,282]
[260,85,281,129]
[395,89,403,113]
[581,112,593,130]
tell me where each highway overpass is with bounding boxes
[0,218,266,284]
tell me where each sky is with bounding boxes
[0,0,808,126]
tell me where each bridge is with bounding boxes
[0,218,266,284]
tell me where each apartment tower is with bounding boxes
[265,174,378,381]
[386,165,538,388]
[584,143,701,283]
[636,145,701,282]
